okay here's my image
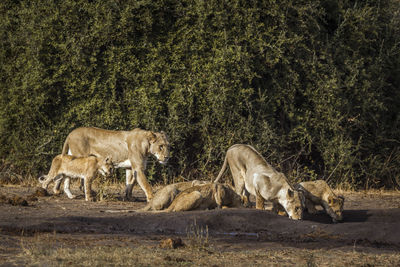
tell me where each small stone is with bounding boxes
[159,237,184,249]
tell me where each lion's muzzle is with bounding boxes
[159,157,169,165]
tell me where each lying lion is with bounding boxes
[161,183,242,212]
[295,180,344,222]
[39,154,113,201]
[139,180,207,211]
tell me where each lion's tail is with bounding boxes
[61,136,70,155]
[214,153,228,183]
[136,207,168,213]
[138,204,152,212]
[38,175,51,190]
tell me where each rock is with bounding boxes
[9,196,28,206]
[159,237,184,249]
[32,187,49,197]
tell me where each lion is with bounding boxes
[162,183,242,212]
[57,127,170,202]
[214,144,303,220]
[38,154,113,201]
[295,180,344,222]
[139,180,208,211]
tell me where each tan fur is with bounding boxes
[139,180,207,211]
[295,180,344,222]
[214,144,303,220]
[59,127,170,202]
[38,155,113,201]
[162,183,242,212]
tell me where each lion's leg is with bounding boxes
[136,169,154,202]
[214,184,224,209]
[239,170,252,207]
[255,190,265,210]
[63,177,76,199]
[79,179,85,192]
[84,177,94,201]
[124,169,137,200]
[233,179,247,206]
[53,177,63,195]
[48,157,62,194]
[242,188,251,207]
[171,191,203,212]
[305,198,318,214]
[321,201,336,219]
[230,166,249,207]
[272,202,287,216]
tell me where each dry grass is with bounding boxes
[185,219,209,250]
[5,233,399,267]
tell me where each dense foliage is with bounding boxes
[1,0,399,188]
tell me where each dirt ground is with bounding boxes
[0,183,400,266]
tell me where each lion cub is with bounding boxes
[163,183,242,212]
[39,154,113,201]
[295,180,344,222]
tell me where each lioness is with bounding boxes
[140,180,207,211]
[295,180,344,222]
[58,127,170,202]
[38,154,113,201]
[214,144,303,220]
[163,183,242,212]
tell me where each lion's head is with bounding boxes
[282,188,304,220]
[326,195,344,223]
[97,156,114,177]
[148,131,170,164]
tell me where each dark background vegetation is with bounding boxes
[1,0,399,189]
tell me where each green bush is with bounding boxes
[1,0,399,189]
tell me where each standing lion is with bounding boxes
[58,127,170,202]
[214,144,303,220]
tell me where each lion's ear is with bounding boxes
[147,131,157,143]
[160,131,169,142]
